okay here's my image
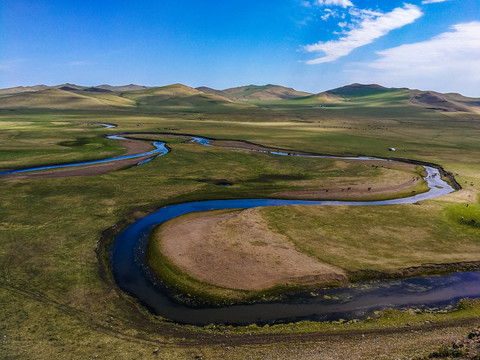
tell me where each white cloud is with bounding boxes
[353,22,480,96]
[305,4,423,64]
[349,8,383,22]
[370,22,480,74]
[422,0,448,4]
[321,9,339,21]
[316,0,354,7]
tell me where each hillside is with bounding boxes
[293,92,345,104]
[195,86,227,98]
[0,82,479,113]
[410,90,480,113]
[319,83,480,113]
[0,88,118,110]
[0,85,50,95]
[197,84,312,101]
[121,83,255,110]
[96,84,150,92]
[325,83,401,98]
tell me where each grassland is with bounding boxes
[1,84,480,359]
[146,200,480,304]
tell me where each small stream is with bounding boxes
[0,135,168,176]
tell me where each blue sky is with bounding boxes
[1,0,479,95]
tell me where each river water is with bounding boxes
[3,129,473,326]
[108,136,477,326]
[0,135,168,176]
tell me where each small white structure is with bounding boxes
[388,147,396,151]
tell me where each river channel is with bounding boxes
[107,135,480,326]
[3,129,475,326]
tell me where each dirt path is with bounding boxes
[158,208,347,290]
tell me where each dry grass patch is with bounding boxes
[155,208,347,291]
[260,202,480,274]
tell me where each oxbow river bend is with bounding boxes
[109,135,480,326]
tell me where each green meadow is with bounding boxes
[1,84,480,358]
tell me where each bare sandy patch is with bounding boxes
[157,208,347,291]
[118,138,154,155]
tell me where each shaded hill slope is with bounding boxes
[0,89,118,110]
[122,83,255,110]
[197,84,312,101]
[0,82,478,113]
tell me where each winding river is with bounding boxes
[108,135,479,326]
[3,127,478,326]
[0,135,167,176]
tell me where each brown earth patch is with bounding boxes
[274,178,420,200]
[2,139,154,180]
[273,160,423,200]
[118,138,155,155]
[157,208,347,291]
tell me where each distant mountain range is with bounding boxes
[0,82,478,113]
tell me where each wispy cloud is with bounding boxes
[369,22,480,73]
[352,22,480,96]
[316,0,353,8]
[422,0,448,4]
[305,4,423,64]
[320,8,343,21]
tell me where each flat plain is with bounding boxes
[1,83,480,359]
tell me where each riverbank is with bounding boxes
[144,200,480,307]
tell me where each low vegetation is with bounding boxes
[1,83,480,358]
[147,201,480,304]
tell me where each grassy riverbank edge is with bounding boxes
[94,217,480,343]
[99,207,480,335]
[146,221,480,307]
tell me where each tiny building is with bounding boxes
[388,147,396,151]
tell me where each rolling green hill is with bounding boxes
[0,82,478,113]
[410,90,480,113]
[322,83,480,113]
[197,84,312,101]
[0,88,118,110]
[325,83,401,98]
[96,84,150,92]
[121,83,255,111]
[0,85,50,95]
